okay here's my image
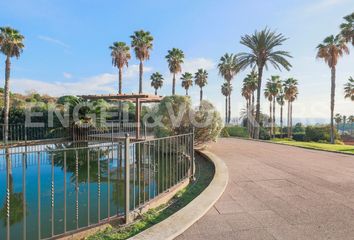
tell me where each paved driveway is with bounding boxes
[176,138,354,240]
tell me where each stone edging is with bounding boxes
[129,149,229,240]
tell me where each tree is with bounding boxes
[166,48,184,95]
[242,71,258,134]
[344,76,354,101]
[340,12,354,46]
[180,72,193,96]
[342,115,347,133]
[284,78,298,138]
[150,72,164,95]
[276,88,285,138]
[109,42,131,94]
[265,76,282,138]
[238,28,292,139]
[264,85,273,137]
[130,30,153,94]
[0,27,25,143]
[222,82,232,124]
[217,53,239,123]
[241,80,252,133]
[317,34,349,143]
[334,113,342,132]
[348,115,354,136]
[194,69,208,104]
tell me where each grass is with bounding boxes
[271,138,354,154]
[87,153,215,240]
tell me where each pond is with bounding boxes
[0,140,191,240]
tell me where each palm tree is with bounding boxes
[218,53,239,123]
[343,115,347,133]
[334,113,342,132]
[317,34,349,143]
[180,72,193,96]
[241,82,252,133]
[348,115,354,136]
[264,85,273,136]
[238,28,292,139]
[284,78,298,138]
[130,30,153,94]
[109,42,131,94]
[344,76,354,101]
[166,48,184,95]
[0,27,25,143]
[276,88,285,138]
[242,71,258,134]
[150,72,164,95]
[340,12,354,46]
[268,76,282,137]
[221,82,232,124]
[194,69,208,104]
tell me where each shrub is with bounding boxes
[259,127,270,140]
[220,127,230,137]
[304,125,339,142]
[224,126,249,138]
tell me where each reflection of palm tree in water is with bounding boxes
[0,148,26,226]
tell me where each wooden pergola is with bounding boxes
[79,93,163,139]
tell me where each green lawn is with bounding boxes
[271,139,354,154]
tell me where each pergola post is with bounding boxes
[135,98,140,140]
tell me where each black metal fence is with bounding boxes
[0,133,194,240]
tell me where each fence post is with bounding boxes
[124,133,131,224]
[190,127,195,181]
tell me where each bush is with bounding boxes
[153,96,223,145]
[259,127,270,140]
[304,125,339,142]
[224,126,249,138]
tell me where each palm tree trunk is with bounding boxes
[254,66,263,139]
[287,101,290,138]
[186,89,188,96]
[280,104,283,138]
[155,89,157,95]
[4,56,11,143]
[330,67,336,144]
[139,60,143,94]
[118,67,122,94]
[273,98,276,138]
[228,95,231,124]
[251,92,255,136]
[200,88,203,103]
[290,101,293,138]
[269,101,272,136]
[225,96,228,124]
[172,73,176,95]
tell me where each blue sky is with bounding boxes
[0,0,353,122]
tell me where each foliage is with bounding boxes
[304,125,339,142]
[340,12,354,46]
[344,76,354,101]
[150,72,164,94]
[223,126,249,138]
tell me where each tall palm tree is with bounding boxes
[109,42,131,94]
[344,76,354,101]
[150,72,164,95]
[342,115,347,133]
[317,34,349,143]
[221,82,232,124]
[194,69,208,104]
[218,53,239,123]
[334,113,342,131]
[180,72,193,96]
[264,85,273,136]
[130,30,153,94]
[242,71,258,134]
[238,28,292,139]
[0,27,25,143]
[241,82,252,133]
[166,48,184,95]
[276,88,285,138]
[266,76,282,137]
[284,78,298,138]
[340,12,354,46]
[348,115,354,136]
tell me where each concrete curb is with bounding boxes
[129,150,229,240]
[228,137,354,156]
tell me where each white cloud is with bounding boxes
[37,35,70,49]
[305,0,349,12]
[182,58,215,73]
[63,72,72,79]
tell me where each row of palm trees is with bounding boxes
[316,12,354,143]
[110,31,209,98]
[334,114,354,135]
[150,69,208,102]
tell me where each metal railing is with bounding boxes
[0,133,194,240]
